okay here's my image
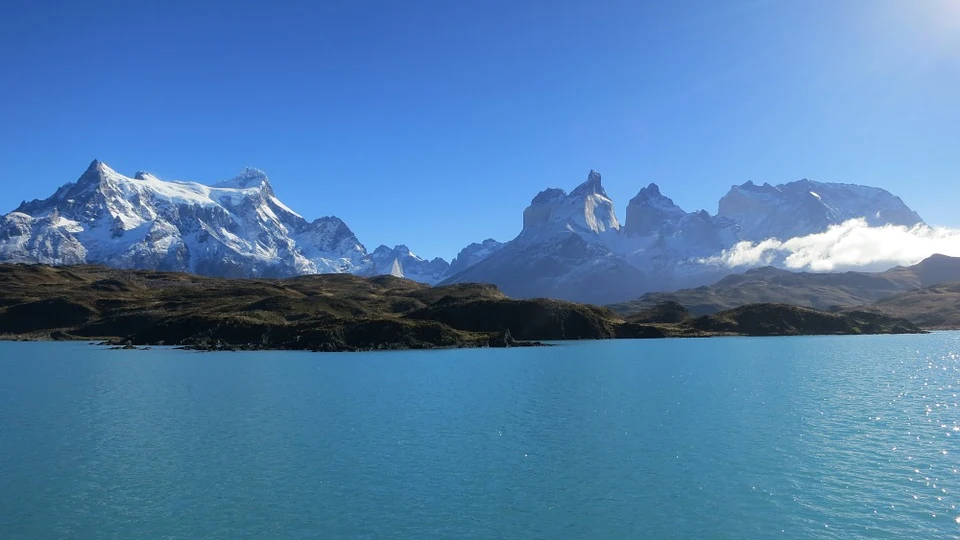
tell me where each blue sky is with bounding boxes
[1,0,958,260]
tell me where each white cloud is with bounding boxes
[700,218,960,272]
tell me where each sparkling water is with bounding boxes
[2,335,960,539]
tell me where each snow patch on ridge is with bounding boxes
[0,161,447,282]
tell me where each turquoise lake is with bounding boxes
[3,335,960,539]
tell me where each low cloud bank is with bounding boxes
[700,218,960,273]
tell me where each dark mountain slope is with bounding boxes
[871,282,960,329]
[611,255,960,316]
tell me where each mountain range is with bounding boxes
[1,161,924,304]
[440,170,922,303]
[0,161,500,284]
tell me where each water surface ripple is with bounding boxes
[2,334,960,538]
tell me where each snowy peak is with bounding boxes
[629,182,663,201]
[3,161,384,280]
[372,244,413,259]
[570,169,606,197]
[446,238,505,277]
[718,178,924,241]
[213,167,274,195]
[624,182,688,237]
[63,159,112,192]
[81,159,107,179]
[521,170,620,235]
[734,180,780,195]
[370,244,450,285]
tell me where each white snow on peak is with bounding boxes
[718,178,924,241]
[446,170,927,303]
[369,244,450,284]
[1,161,448,281]
[212,167,270,188]
[522,170,620,236]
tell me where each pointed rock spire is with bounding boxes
[629,183,670,204]
[570,169,606,197]
[624,181,687,237]
[76,159,115,187]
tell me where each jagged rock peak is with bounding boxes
[629,182,671,204]
[214,167,273,193]
[732,180,779,194]
[234,167,269,185]
[624,182,687,237]
[531,188,566,205]
[373,244,412,256]
[570,169,606,197]
[76,159,113,186]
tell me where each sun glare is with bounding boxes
[875,0,960,58]
[925,0,960,42]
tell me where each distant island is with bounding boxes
[0,264,924,352]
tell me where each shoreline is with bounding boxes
[0,324,933,354]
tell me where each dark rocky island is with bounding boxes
[0,264,925,352]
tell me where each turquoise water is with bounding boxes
[2,335,960,539]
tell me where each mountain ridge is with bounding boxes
[442,170,923,303]
[1,160,505,284]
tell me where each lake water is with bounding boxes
[2,335,960,539]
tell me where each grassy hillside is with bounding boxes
[610,254,960,317]
[0,264,924,351]
[0,264,624,351]
[870,282,960,329]
[624,302,923,337]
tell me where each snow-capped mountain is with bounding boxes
[0,160,417,279]
[522,170,620,236]
[442,171,648,304]
[370,244,450,285]
[1,161,927,304]
[622,183,688,237]
[445,239,504,277]
[612,183,742,291]
[718,179,923,241]
[442,171,926,304]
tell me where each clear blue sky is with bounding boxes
[1,0,958,260]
